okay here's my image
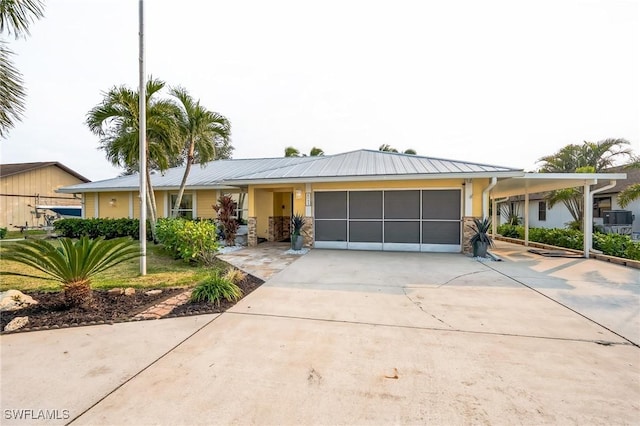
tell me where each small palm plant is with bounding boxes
[191,270,243,306]
[469,217,494,257]
[1,236,139,308]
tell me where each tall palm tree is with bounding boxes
[86,78,181,229]
[170,86,230,216]
[537,138,633,229]
[0,0,44,138]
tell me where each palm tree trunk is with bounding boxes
[172,140,195,217]
[64,280,94,308]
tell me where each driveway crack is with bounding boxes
[402,287,453,328]
[437,270,490,288]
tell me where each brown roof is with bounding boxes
[0,162,90,182]
[592,165,640,194]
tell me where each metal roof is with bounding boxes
[58,150,523,193]
[490,172,628,199]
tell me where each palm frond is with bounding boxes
[618,184,640,208]
[0,0,45,38]
[0,40,25,138]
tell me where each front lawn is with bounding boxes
[0,240,215,292]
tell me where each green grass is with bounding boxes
[0,240,220,292]
[3,229,48,240]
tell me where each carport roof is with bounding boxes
[58,149,523,193]
[490,172,628,198]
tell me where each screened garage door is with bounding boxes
[314,189,461,252]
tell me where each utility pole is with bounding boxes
[138,0,147,275]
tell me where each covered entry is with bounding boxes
[314,189,461,252]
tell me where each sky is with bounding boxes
[2,0,639,181]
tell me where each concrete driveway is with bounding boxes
[1,244,639,425]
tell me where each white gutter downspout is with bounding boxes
[492,197,510,236]
[482,177,497,219]
[584,180,617,258]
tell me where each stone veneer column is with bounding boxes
[302,216,314,248]
[267,217,275,242]
[462,216,477,254]
[247,217,257,247]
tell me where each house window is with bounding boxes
[229,192,248,224]
[170,194,193,219]
[593,197,611,218]
[538,201,547,221]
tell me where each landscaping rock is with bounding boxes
[144,289,162,296]
[4,316,29,332]
[0,290,39,312]
[124,287,136,296]
[108,288,124,295]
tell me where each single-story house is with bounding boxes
[498,166,640,235]
[57,149,625,256]
[1,162,90,230]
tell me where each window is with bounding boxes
[228,193,248,223]
[170,194,193,219]
[593,197,611,218]
[538,201,546,221]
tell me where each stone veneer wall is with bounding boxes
[462,216,477,254]
[247,217,257,247]
[302,216,314,248]
[268,216,291,242]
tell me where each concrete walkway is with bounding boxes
[218,242,305,280]
[1,245,638,425]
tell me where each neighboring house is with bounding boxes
[0,162,90,230]
[500,166,640,235]
[57,149,624,254]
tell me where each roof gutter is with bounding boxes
[590,180,617,196]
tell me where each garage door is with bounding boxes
[314,189,461,252]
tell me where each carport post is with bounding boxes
[491,198,497,236]
[524,191,529,246]
[583,183,592,258]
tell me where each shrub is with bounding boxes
[0,227,7,239]
[54,218,152,240]
[191,271,243,306]
[155,218,219,263]
[224,268,247,284]
[213,195,239,245]
[497,224,522,239]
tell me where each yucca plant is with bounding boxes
[469,217,494,257]
[191,271,243,306]
[1,236,139,307]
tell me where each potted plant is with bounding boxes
[469,217,494,257]
[291,213,305,250]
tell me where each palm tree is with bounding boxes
[285,146,300,157]
[1,237,139,307]
[0,0,44,138]
[537,139,633,229]
[378,144,398,152]
[86,78,181,229]
[403,148,417,155]
[310,147,324,156]
[170,86,230,217]
[618,184,640,208]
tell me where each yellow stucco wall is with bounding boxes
[84,193,96,218]
[254,189,273,238]
[197,190,218,219]
[98,192,129,218]
[0,165,84,229]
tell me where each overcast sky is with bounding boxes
[2,0,638,181]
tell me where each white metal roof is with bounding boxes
[58,149,523,193]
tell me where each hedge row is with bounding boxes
[497,224,640,261]
[54,218,153,240]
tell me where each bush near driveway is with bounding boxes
[155,218,219,264]
[497,224,640,261]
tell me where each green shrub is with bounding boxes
[191,271,243,306]
[54,218,152,240]
[155,218,219,263]
[496,224,640,261]
[0,227,7,239]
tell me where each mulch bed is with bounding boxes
[1,273,265,334]
[169,274,264,317]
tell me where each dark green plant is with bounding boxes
[469,218,494,247]
[0,227,7,239]
[53,218,152,240]
[497,224,522,239]
[291,213,305,237]
[1,236,139,307]
[191,270,243,306]
[499,203,522,226]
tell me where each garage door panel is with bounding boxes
[422,221,461,244]
[422,190,461,220]
[315,191,347,219]
[384,221,420,243]
[349,191,382,219]
[349,221,382,242]
[315,220,347,241]
[384,190,420,219]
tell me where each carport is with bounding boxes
[489,172,627,257]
